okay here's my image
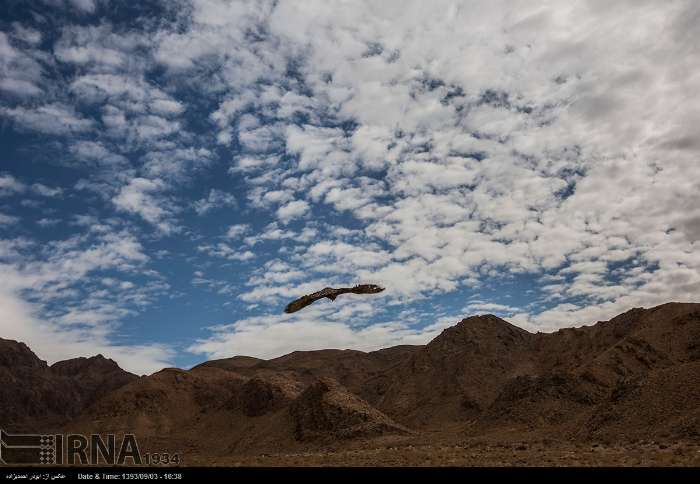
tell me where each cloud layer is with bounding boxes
[1,0,698,370]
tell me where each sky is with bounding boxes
[1,0,699,374]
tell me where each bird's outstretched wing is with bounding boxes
[284,287,341,314]
[284,284,384,314]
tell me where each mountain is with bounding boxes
[1,302,699,464]
[0,339,137,431]
[368,315,536,429]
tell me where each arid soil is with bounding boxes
[2,302,700,466]
[186,441,700,467]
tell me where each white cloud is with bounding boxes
[70,74,184,119]
[0,283,171,374]
[225,224,250,239]
[0,32,44,98]
[0,176,62,199]
[0,227,172,374]
[0,174,26,196]
[0,213,20,225]
[242,222,317,246]
[0,78,43,97]
[142,147,212,182]
[150,98,185,116]
[197,242,255,262]
[11,23,42,45]
[69,140,129,168]
[39,0,98,14]
[0,103,93,135]
[113,177,176,233]
[276,199,309,223]
[69,0,97,13]
[285,124,353,174]
[463,301,520,316]
[188,304,453,360]
[193,189,238,215]
[37,218,61,227]
[31,183,64,197]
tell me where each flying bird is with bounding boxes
[284,284,385,314]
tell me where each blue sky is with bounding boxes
[1,0,699,374]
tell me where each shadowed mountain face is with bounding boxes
[0,339,137,431]
[1,302,699,462]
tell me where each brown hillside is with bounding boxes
[0,339,136,431]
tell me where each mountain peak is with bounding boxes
[0,337,47,369]
[50,354,127,376]
[428,313,532,350]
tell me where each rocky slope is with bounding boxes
[0,339,137,431]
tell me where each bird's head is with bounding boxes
[362,284,385,293]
